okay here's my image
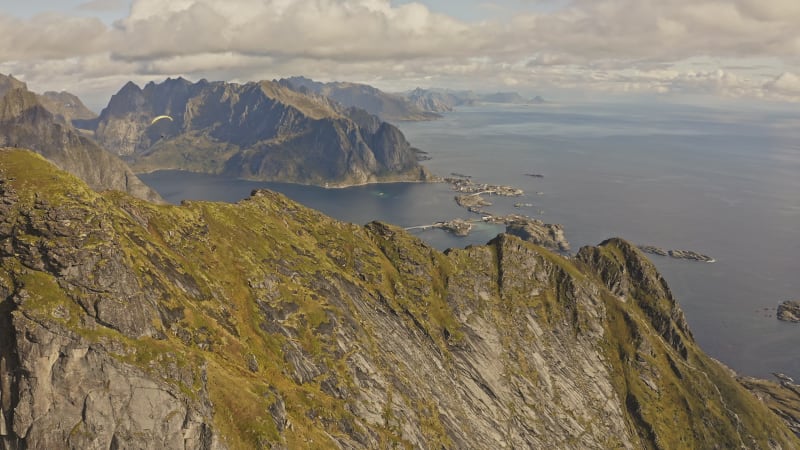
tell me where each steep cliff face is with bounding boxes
[93,78,429,186]
[0,149,796,449]
[0,75,162,203]
[0,77,26,99]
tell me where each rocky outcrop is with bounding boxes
[778,300,800,323]
[93,78,430,186]
[0,74,162,203]
[576,238,692,358]
[4,313,217,449]
[282,76,440,122]
[0,149,797,449]
[505,218,570,252]
[0,76,25,99]
[740,375,800,437]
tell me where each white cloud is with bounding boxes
[764,72,800,96]
[3,0,800,104]
[0,13,108,60]
[113,0,478,62]
[77,0,129,12]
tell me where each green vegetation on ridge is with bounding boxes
[0,148,796,449]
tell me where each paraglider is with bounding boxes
[150,115,173,125]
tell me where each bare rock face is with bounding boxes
[93,78,430,186]
[0,76,25,99]
[778,300,800,323]
[505,218,570,252]
[0,150,797,449]
[740,376,800,437]
[4,313,216,450]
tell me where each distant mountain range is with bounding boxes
[38,91,97,124]
[282,77,546,120]
[403,87,546,112]
[88,77,429,186]
[0,74,162,202]
[1,73,543,193]
[281,76,441,122]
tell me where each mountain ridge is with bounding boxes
[282,76,441,122]
[93,78,430,187]
[0,148,796,449]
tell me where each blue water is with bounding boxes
[140,100,800,380]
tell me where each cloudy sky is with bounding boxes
[2,0,800,110]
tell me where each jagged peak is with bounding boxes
[576,236,671,300]
[577,237,693,357]
[119,80,143,93]
[0,87,50,121]
[0,73,28,97]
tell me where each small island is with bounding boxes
[503,216,570,252]
[638,245,715,263]
[777,300,800,323]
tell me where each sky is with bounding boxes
[2,0,800,110]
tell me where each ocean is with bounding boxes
[140,99,800,380]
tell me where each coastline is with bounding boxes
[136,168,438,190]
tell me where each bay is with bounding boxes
[140,100,800,380]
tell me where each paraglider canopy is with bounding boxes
[150,115,173,125]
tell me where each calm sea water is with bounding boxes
[140,100,800,380]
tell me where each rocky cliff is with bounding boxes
[93,78,429,186]
[0,77,26,99]
[0,148,796,449]
[0,75,162,203]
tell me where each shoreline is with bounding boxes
[136,167,439,190]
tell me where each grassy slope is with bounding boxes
[0,148,796,449]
